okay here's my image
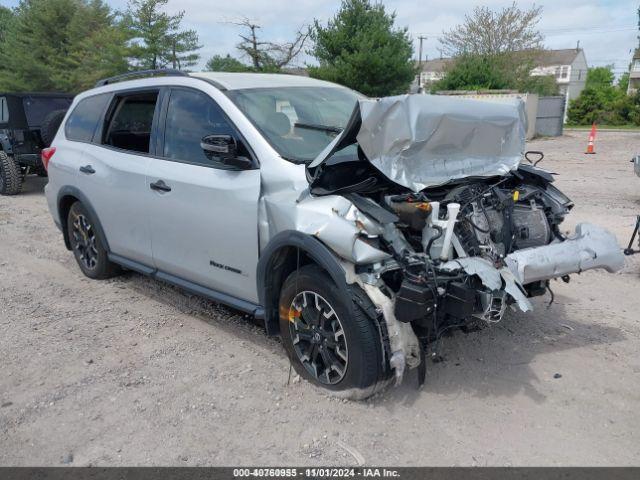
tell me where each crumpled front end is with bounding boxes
[263,94,625,386]
[303,180,625,385]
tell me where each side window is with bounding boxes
[163,89,250,167]
[103,91,158,154]
[0,97,8,123]
[65,94,110,143]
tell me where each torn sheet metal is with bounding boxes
[440,257,533,312]
[505,223,625,285]
[259,175,391,264]
[310,94,527,192]
[342,262,421,380]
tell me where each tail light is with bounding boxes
[41,147,56,171]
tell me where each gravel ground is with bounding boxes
[1,131,639,466]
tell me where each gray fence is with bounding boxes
[535,96,565,137]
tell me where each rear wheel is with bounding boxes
[279,265,384,398]
[0,151,22,195]
[67,202,120,279]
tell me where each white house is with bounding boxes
[412,58,453,91]
[530,48,588,112]
[413,48,588,120]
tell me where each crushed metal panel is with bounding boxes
[357,95,526,192]
[310,94,527,192]
[505,223,625,285]
[260,183,391,265]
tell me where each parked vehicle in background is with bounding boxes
[0,92,73,195]
[43,70,624,398]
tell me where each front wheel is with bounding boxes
[279,265,385,398]
[67,202,120,279]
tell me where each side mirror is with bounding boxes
[200,134,253,170]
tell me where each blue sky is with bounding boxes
[1,0,637,76]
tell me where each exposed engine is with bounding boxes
[367,167,575,346]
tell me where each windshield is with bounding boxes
[226,86,361,163]
[22,96,72,127]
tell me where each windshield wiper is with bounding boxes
[294,122,343,134]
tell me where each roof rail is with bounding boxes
[94,69,189,87]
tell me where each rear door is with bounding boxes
[146,87,261,302]
[79,89,162,265]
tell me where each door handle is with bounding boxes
[79,165,95,174]
[150,179,171,192]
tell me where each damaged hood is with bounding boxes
[308,94,527,192]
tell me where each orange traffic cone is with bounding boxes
[585,123,597,154]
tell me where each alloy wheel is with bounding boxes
[71,213,98,270]
[287,290,348,385]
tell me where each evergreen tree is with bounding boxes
[0,0,129,92]
[205,54,251,72]
[0,6,15,52]
[124,0,201,70]
[309,0,415,96]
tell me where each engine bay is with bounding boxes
[349,165,577,350]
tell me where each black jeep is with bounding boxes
[0,92,74,195]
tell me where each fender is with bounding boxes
[57,186,110,252]
[257,230,356,336]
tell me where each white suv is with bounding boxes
[44,70,624,398]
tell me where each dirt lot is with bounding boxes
[1,131,639,466]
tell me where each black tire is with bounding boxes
[279,264,384,398]
[41,109,67,147]
[0,151,22,196]
[67,202,120,279]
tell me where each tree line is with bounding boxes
[2,0,636,123]
[0,0,574,97]
[566,5,640,126]
[567,66,640,126]
[0,0,417,95]
[0,0,200,93]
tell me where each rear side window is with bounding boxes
[103,92,158,154]
[65,94,110,143]
[0,97,8,123]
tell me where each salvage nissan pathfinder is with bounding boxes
[43,70,625,398]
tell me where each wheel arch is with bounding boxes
[57,186,110,252]
[257,231,357,336]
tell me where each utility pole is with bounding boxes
[417,35,427,91]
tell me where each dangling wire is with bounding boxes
[546,283,555,308]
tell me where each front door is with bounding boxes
[146,87,261,303]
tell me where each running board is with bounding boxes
[107,253,265,318]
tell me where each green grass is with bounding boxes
[566,125,640,131]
